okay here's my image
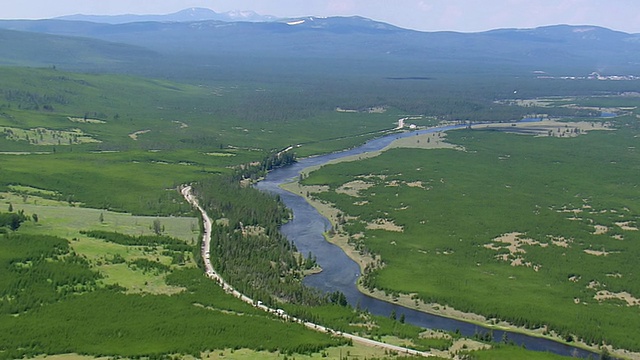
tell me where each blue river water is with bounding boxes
[255,124,599,358]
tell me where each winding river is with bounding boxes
[255,125,598,358]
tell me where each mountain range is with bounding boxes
[55,7,278,24]
[1,9,639,78]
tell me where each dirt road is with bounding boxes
[180,185,432,357]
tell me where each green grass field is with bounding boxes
[302,106,640,352]
[1,188,198,293]
[0,63,625,358]
[1,190,199,239]
[0,67,404,155]
[0,66,413,217]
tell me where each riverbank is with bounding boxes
[281,180,640,358]
[278,126,638,360]
[284,129,466,276]
[298,130,462,178]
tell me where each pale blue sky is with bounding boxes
[4,0,639,33]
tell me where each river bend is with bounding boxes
[256,125,597,358]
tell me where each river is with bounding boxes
[255,124,598,358]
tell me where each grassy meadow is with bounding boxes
[0,66,474,359]
[0,67,403,154]
[0,66,409,215]
[302,105,640,352]
[0,61,633,359]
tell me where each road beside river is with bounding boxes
[181,185,433,357]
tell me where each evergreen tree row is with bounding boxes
[192,174,328,307]
[81,230,191,252]
[231,151,297,182]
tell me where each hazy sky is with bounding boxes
[4,0,639,33]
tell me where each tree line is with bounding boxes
[231,151,296,182]
[81,230,192,252]
[192,174,330,307]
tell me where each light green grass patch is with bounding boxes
[1,126,100,145]
[8,184,59,196]
[69,234,183,267]
[2,191,200,294]
[204,152,236,157]
[67,116,106,124]
[2,192,199,243]
[98,262,186,295]
[1,190,82,207]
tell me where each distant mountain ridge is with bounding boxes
[1,11,639,76]
[55,7,278,24]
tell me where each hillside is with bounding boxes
[0,27,156,70]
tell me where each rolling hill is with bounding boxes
[0,27,156,70]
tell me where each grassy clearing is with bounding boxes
[0,151,230,215]
[8,184,58,196]
[302,107,640,352]
[1,191,199,242]
[70,230,194,296]
[96,262,186,295]
[1,190,199,294]
[1,126,99,145]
